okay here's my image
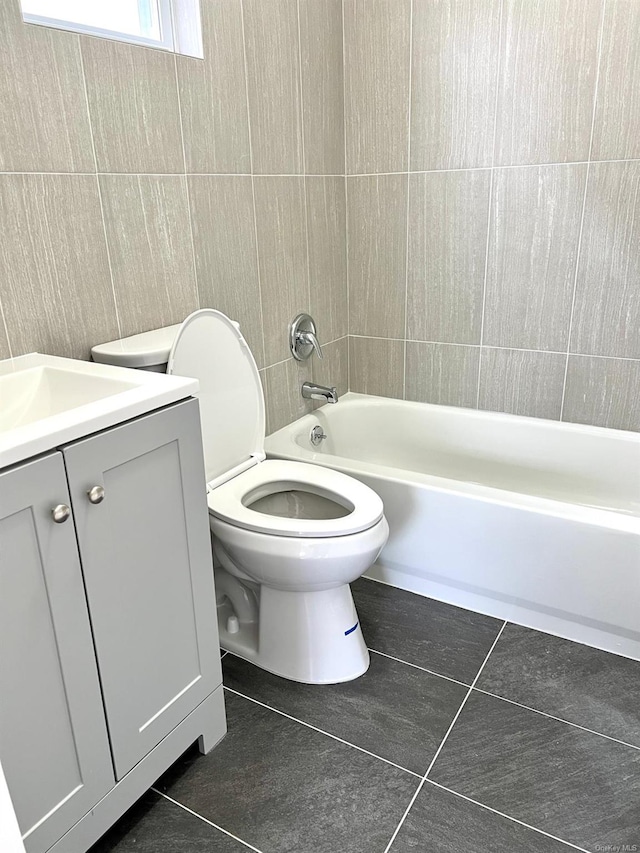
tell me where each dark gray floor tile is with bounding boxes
[390,782,575,852]
[477,622,640,746]
[352,578,503,683]
[223,651,467,774]
[157,691,419,853]
[429,691,640,851]
[89,791,246,852]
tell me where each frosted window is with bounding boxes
[20,0,203,58]
[21,0,161,40]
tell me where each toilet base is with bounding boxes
[218,579,370,684]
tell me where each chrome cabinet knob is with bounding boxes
[52,504,71,524]
[87,485,105,505]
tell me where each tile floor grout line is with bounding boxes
[151,789,265,853]
[424,780,591,853]
[367,646,640,753]
[382,621,507,853]
[222,685,423,779]
[471,686,640,753]
[368,648,471,689]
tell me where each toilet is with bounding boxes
[92,309,389,684]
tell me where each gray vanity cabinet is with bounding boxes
[1,397,225,853]
[0,452,115,853]
[63,399,221,780]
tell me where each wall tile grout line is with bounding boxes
[342,0,350,390]
[222,685,423,779]
[382,621,507,853]
[0,290,12,359]
[261,334,348,373]
[239,0,267,371]
[401,0,414,402]
[474,169,494,409]
[423,780,591,853]
[568,350,640,363]
[76,33,123,339]
[559,0,608,423]
[3,160,640,178]
[346,334,640,363]
[3,158,640,179]
[151,788,265,853]
[342,156,640,178]
[475,0,505,410]
[173,55,201,317]
[295,0,313,324]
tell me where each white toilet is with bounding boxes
[92,309,389,684]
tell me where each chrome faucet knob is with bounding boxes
[290,313,324,361]
[295,329,323,359]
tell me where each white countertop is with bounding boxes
[0,353,198,469]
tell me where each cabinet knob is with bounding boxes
[87,485,105,505]
[52,504,71,524]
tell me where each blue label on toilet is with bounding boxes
[344,622,358,636]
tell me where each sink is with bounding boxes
[0,365,138,430]
[0,353,199,468]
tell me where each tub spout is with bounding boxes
[301,381,339,404]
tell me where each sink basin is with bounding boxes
[0,353,198,468]
[0,365,138,430]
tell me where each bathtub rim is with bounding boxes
[278,391,640,442]
[265,393,640,535]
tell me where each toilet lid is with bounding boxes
[168,309,265,485]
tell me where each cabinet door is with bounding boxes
[0,453,114,853]
[63,400,221,779]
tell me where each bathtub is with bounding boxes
[265,393,640,661]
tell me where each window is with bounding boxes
[20,0,203,58]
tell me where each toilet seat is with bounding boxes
[208,459,383,538]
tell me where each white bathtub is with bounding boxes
[265,393,640,661]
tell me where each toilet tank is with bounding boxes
[91,325,182,372]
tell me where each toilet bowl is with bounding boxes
[209,459,388,682]
[92,309,389,683]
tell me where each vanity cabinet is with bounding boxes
[0,398,225,853]
[0,452,114,853]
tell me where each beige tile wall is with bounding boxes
[0,0,348,430]
[3,0,639,434]
[346,0,640,431]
